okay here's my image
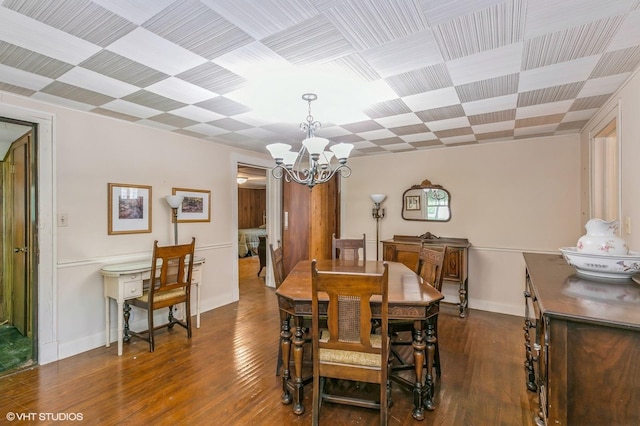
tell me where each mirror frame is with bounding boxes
[402,179,451,222]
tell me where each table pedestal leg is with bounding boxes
[411,321,426,420]
[280,314,292,405]
[292,318,305,415]
[424,318,437,411]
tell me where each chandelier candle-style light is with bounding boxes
[266,93,354,189]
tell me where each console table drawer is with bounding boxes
[123,280,142,298]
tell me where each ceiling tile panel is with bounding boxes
[204,0,317,40]
[589,46,640,78]
[432,0,525,60]
[455,73,519,103]
[385,63,452,97]
[40,81,114,105]
[522,16,624,71]
[106,27,208,75]
[325,0,427,50]
[261,14,354,65]
[147,112,199,128]
[79,50,169,87]
[415,104,465,122]
[517,82,584,107]
[468,109,516,126]
[176,62,245,94]
[0,6,101,64]
[122,89,187,111]
[4,0,137,47]
[143,0,254,60]
[0,41,73,79]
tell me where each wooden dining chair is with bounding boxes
[331,233,366,261]
[128,238,196,352]
[311,260,391,426]
[390,245,446,377]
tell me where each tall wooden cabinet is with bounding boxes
[382,235,470,317]
[281,177,339,274]
[523,252,640,425]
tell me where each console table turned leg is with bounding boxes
[411,323,426,421]
[458,279,468,318]
[280,315,292,405]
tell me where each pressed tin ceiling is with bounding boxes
[1,0,640,156]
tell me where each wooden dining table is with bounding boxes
[275,259,444,421]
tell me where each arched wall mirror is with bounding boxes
[402,179,451,222]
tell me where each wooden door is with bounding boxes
[10,134,31,336]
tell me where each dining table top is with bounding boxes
[276,259,444,307]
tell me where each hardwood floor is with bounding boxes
[0,256,538,425]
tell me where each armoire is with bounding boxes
[281,177,340,274]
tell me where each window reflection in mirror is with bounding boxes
[402,179,451,222]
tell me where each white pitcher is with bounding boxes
[576,219,629,255]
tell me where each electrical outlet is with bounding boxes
[57,213,69,227]
[625,217,632,235]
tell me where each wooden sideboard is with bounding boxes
[523,252,640,425]
[382,235,470,317]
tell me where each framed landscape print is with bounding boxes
[108,183,152,235]
[172,188,211,223]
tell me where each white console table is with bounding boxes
[100,256,205,356]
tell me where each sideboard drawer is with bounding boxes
[123,280,143,299]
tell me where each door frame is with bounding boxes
[0,102,56,364]
[231,153,281,298]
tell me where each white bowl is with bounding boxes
[559,247,640,280]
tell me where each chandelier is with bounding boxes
[266,93,354,189]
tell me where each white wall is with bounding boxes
[341,135,582,316]
[1,91,269,362]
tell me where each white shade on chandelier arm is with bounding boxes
[317,151,334,165]
[266,143,292,159]
[302,137,329,155]
[165,195,184,209]
[282,150,299,167]
[329,142,354,160]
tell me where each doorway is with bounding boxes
[0,118,37,375]
[237,164,268,290]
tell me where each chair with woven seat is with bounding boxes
[390,245,446,377]
[311,260,391,426]
[331,233,366,261]
[128,237,196,352]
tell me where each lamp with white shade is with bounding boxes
[165,195,184,245]
[370,194,386,260]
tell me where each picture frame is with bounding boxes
[108,183,152,235]
[172,188,211,222]
[405,195,421,211]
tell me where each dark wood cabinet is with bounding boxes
[382,235,470,317]
[523,253,640,426]
[281,176,339,275]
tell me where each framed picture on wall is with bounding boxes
[108,183,152,234]
[405,195,421,211]
[172,188,211,222]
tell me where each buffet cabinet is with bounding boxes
[523,252,640,425]
[382,235,470,317]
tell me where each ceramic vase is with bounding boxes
[576,219,628,255]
